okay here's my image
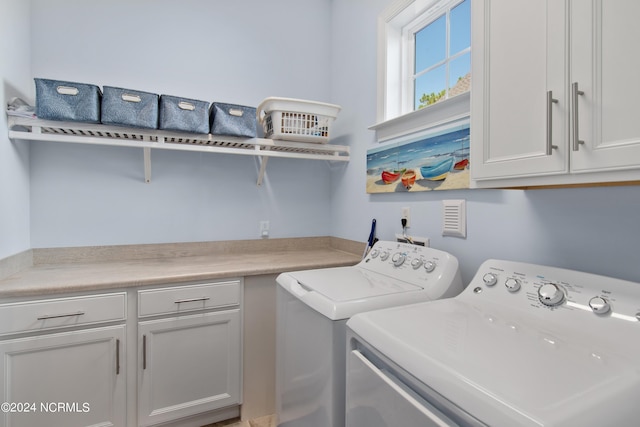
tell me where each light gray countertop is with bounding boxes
[0,237,363,298]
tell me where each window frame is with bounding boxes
[372,0,470,142]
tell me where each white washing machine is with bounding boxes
[346,259,640,427]
[275,240,463,427]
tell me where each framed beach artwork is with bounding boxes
[366,116,470,193]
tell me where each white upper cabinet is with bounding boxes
[570,1,640,174]
[471,0,640,187]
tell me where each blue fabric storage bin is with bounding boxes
[159,95,210,134]
[210,103,257,138]
[35,78,101,123]
[101,86,159,129]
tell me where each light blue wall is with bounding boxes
[7,0,640,287]
[28,0,334,247]
[329,0,640,285]
[0,1,31,259]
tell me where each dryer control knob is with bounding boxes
[483,273,498,286]
[424,261,436,273]
[505,278,521,293]
[538,283,565,307]
[392,253,406,267]
[411,258,423,270]
[370,249,380,258]
[589,297,611,315]
[380,251,390,261]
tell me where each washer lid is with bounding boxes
[277,266,423,320]
[289,266,421,300]
[348,299,640,427]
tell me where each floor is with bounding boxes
[203,414,276,427]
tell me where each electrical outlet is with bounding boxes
[401,207,411,228]
[259,220,270,238]
[395,233,430,247]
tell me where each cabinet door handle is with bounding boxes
[116,339,121,375]
[143,334,147,370]
[546,91,559,155]
[174,296,210,304]
[37,311,85,320]
[572,82,585,151]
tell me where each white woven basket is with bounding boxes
[257,97,341,144]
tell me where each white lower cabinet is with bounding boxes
[137,280,243,427]
[0,294,127,427]
[0,279,243,427]
[138,310,241,426]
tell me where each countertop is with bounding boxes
[0,237,363,298]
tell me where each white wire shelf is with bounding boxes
[7,115,350,185]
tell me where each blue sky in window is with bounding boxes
[414,0,470,108]
[415,15,446,72]
[450,0,470,54]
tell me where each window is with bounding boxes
[410,0,470,110]
[375,0,471,129]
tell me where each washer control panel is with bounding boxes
[360,241,461,295]
[468,259,640,321]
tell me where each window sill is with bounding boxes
[370,91,470,143]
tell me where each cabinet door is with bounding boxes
[0,325,126,427]
[138,310,241,427]
[570,0,640,173]
[471,0,567,181]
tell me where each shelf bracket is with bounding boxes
[257,155,269,186]
[144,147,151,183]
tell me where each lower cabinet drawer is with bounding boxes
[0,293,127,336]
[138,280,241,317]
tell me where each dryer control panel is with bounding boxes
[468,259,640,322]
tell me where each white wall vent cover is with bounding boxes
[442,199,466,238]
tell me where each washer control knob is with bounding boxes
[380,251,390,261]
[589,297,611,315]
[538,283,565,307]
[392,253,406,267]
[369,249,380,259]
[483,273,498,286]
[424,261,436,273]
[411,258,423,270]
[505,278,521,293]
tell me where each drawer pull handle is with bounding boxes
[143,335,147,370]
[37,311,85,320]
[116,339,121,375]
[174,297,210,304]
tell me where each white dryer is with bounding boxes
[276,240,462,427]
[346,259,640,427]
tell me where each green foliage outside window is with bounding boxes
[418,90,446,108]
